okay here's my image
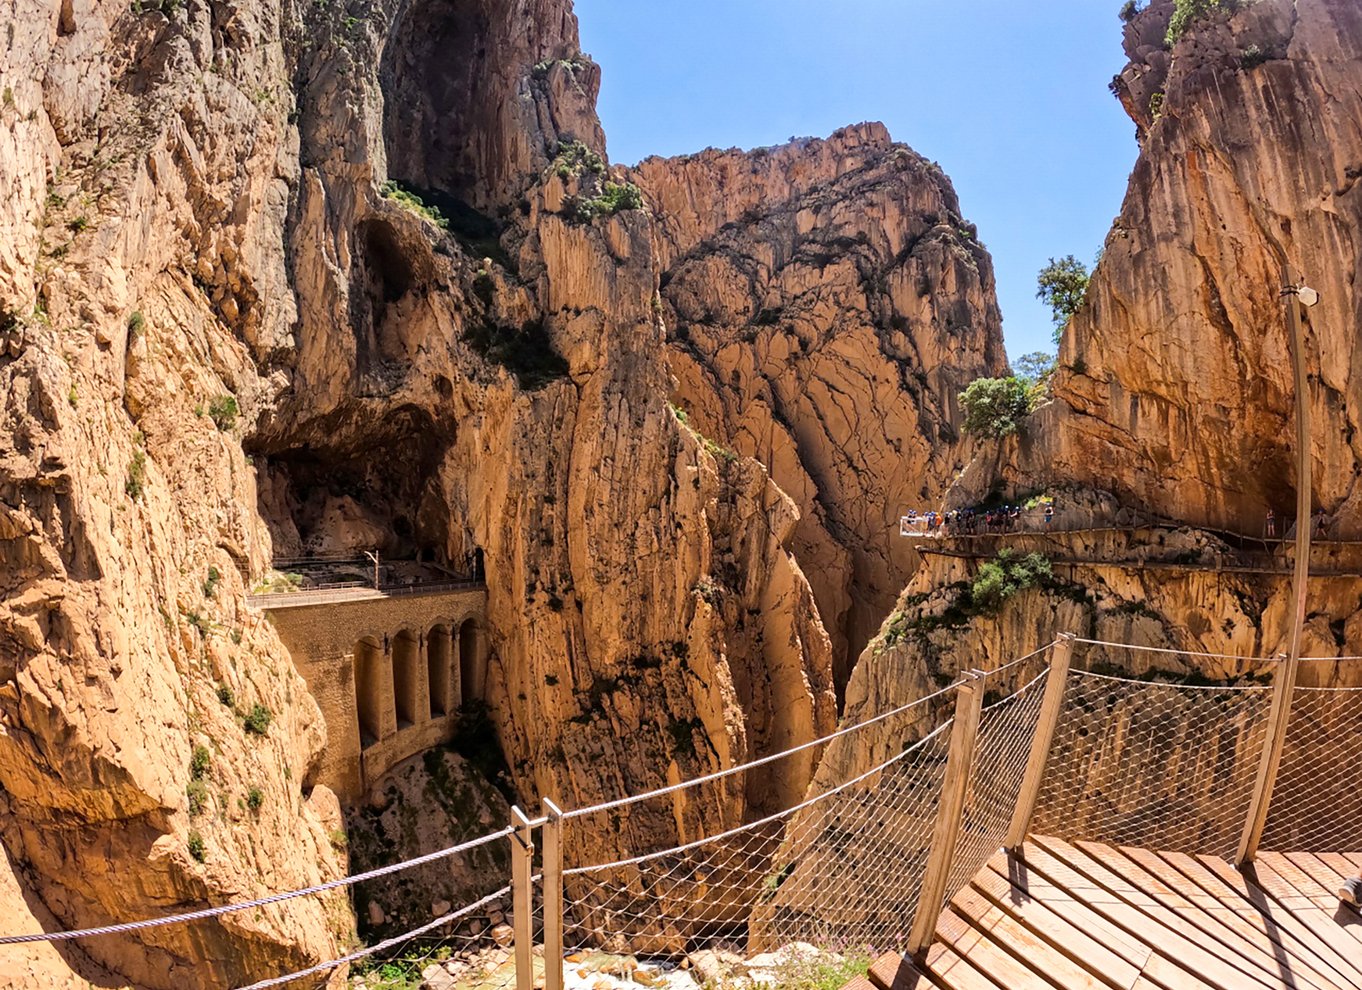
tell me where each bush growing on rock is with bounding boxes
[1167,0,1243,45]
[207,395,238,431]
[971,550,1053,613]
[187,830,206,862]
[1036,255,1090,342]
[243,703,272,736]
[959,376,1032,439]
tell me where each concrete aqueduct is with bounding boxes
[258,585,489,802]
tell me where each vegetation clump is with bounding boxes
[380,180,448,229]
[125,447,147,500]
[959,376,1033,439]
[243,703,273,736]
[563,181,645,223]
[190,744,211,780]
[1036,255,1091,343]
[187,830,206,862]
[208,395,238,431]
[970,550,1054,613]
[1167,0,1244,45]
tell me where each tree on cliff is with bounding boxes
[959,376,1032,439]
[1036,255,1091,344]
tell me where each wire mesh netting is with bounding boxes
[558,715,957,958]
[1261,680,1362,852]
[941,668,1050,904]
[1030,670,1273,859]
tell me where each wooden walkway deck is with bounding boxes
[863,837,1362,990]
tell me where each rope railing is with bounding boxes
[8,632,1359,989]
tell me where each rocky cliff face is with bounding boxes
[963,0,1362,536]
[0,0,859,985]
[629,128,1007,693]
[834,0,1362,792]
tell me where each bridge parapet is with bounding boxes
[258,584,489,802]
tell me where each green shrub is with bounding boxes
[187,830,206,862]
[67,214,90,233]
[379,180,448,229]
[959,376,1032,440]
[1149,91,1166,119]
[552,140,606,180]
[216,682,235,708]
[1119,0,1141,21]
[186,779,209,816]
[1036,255,1091,342]
[67,384,78,408]
[561,174,645,224]
[971,550,1054,614]
[207,395,238,431]
[1167,0,1241,45]
[202,566,221,599]
[246,786,264,811]
[125,448,146,500]
[1239,43,1270,68]
[127,311,145,336]
[190,744,211,779]
[243,703,272,735]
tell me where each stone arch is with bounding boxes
[393,628,424,729]
[354,635,392,746]
[427,622,454,718]
[458,616,485,705]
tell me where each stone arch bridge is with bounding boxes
[256,584,488,802]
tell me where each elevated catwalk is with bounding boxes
[865,837,1362,990]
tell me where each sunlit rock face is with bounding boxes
[630,125,1007,695]
[978,0,1362,536]
[0,0,848,984]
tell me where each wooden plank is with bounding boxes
[1088,844,1343,990]
[970,861,1143,990]
[1249,857,1362,954]
[1285,853,1352,901]
[870,948,994,990]
[1197,855,1362,986]
[987,851,1153,968]
[1157,851,1362,990]
[1256,854,1362,926]
[949,882,1110,990]
[1027,839,1283,990]
[935,906,1066,990]
[1012,848,1223,990]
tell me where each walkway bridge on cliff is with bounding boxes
[248,552,489,802]
[5,634,1359,990]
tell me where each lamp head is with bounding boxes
[1296,285,1320,308]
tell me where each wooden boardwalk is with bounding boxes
[864,837,1362,990]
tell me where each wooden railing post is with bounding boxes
[1237,652,1298,865]
[906,674,984,960]
[511,806,534,990]
[1238,266,1314,867]
[1005,635,1075,850]
[542,799,564,990]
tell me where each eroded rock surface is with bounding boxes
[630,127,1007,692]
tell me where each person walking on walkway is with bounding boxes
[1044,502,1055,529]
[1340,869,1362,907]
[1314,510,1329,540]
[1265,507,1276,539]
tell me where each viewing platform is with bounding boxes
[868,839,1362,990]
[247,552,490,802]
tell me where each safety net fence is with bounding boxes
[8,636,1362,989]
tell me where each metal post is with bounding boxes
[365,550,380,590]
[907,675,984,959]
[542,799,564,990]
[1237,264,1314,867]
[511,806,534,990]
[1005,635,1075,850]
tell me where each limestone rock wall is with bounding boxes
[629,127,1007,693]
[0,0,844,984]
[967,0,1362,535]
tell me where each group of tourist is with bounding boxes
[901,502,1055,536]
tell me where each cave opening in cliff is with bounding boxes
[251,405,454,564]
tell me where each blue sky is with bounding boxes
[573,0,1139,363]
